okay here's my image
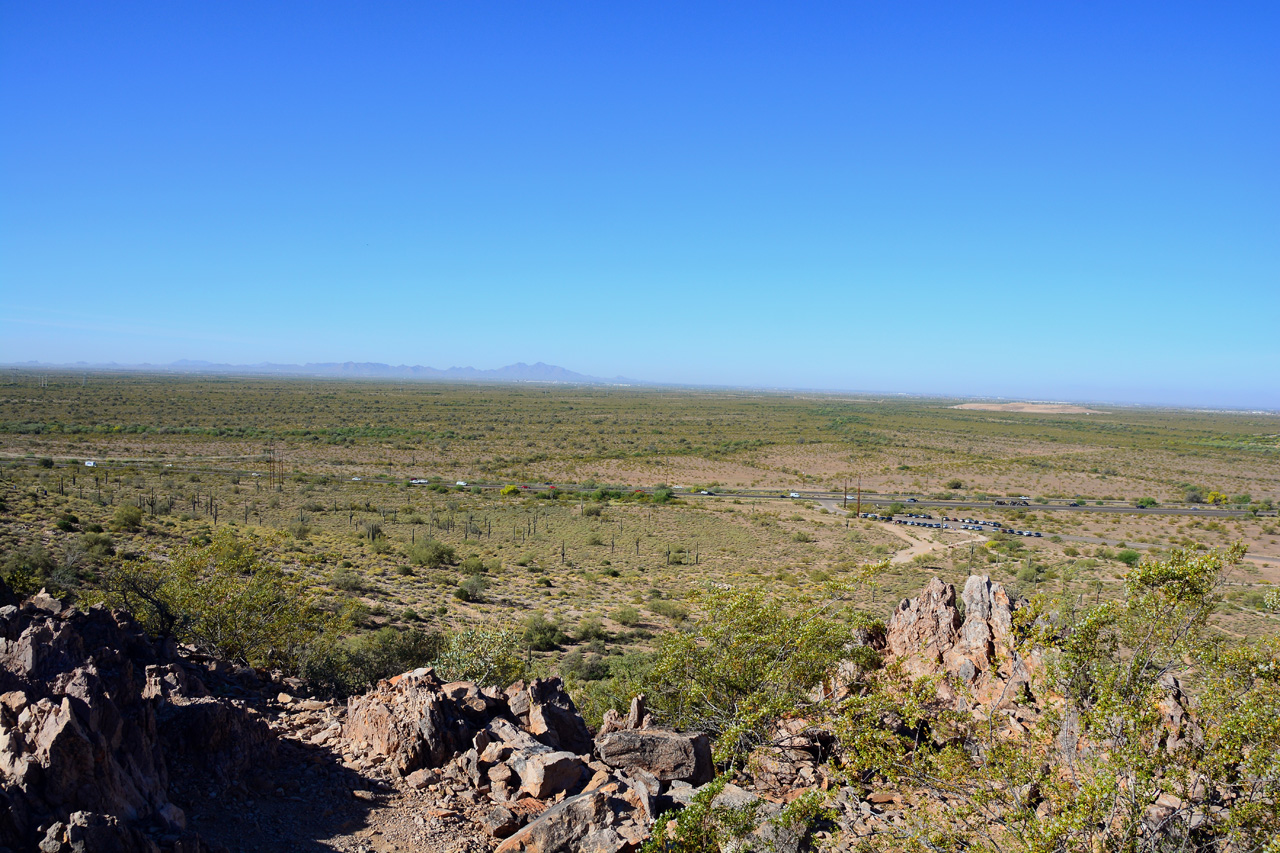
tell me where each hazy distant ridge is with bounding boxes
[13,359,637,385]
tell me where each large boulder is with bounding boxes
[595,729,713,785]
[344,667,501,774]
[508,750,587,799]
[507,678,593,755]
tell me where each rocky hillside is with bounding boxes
[2,561,1274,852]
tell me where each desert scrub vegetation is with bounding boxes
[641,584,885,763]
[832,545,1280,853]
[89,531,337,671]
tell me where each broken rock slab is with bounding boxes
[595,728,713,785]
[506,677,593,755]
[494,787,638,853]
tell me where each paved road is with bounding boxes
[6,454,1268,519]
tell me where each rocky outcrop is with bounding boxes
[0,594,276,853]
[343,671,599,780]
[596,695,651,737]
[886,575,1034,708]
[493,785,649,853]
[339,666,727,848]
[885,577,962,672]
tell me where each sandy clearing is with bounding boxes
[951,402,1107,414]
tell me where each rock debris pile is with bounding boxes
[1,573,1202,852]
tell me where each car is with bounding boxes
[410,478,430,485]
[351,477,361,481]
[456,481,468,487]
[84,461,96,467]
[1068,501,1080,507]
[906,498,918,503]
[789,492,800,499]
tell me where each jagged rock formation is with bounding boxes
[886,574,1034,708]
[0,592,275,853]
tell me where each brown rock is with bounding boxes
[482,804,523,838]
[597,695,650,737]
[344,667,495,775]
[494,789,630,853]
[885,577,961,671]
[596,729,713,784]
[509,750,587,799]
[405,768,439,790]
[516,678,593,754]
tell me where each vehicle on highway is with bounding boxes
[789,492,801,498]
[409,479,430,485]
[456,481,468,487]
[906,498,918,503]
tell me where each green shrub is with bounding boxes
[576,614,609,642]
[1116,548,1141,567]
[648,599,689,623]
[454,574,489,602]
[301,627,444,697]
[409,539,456,568]
[432,627,526,686]
[92,532,335,670]
[642,774,760,853]
[523,613,568,650]
[645,587,856,761]
[1,546,57,596]
[612,605,641,626]
[111,505,143,532]
[330,569,367,592]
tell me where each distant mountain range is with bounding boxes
[5,359,640,385]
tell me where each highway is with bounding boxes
[4,453,1268,519]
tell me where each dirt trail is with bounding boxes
[815,499,985,565]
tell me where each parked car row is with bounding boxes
[859,512,1042,537]
[857,512,944,529]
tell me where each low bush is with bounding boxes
[408,539,456,568]
[92,532,336,671]
[111,505,144,532]
[523,613,568,650]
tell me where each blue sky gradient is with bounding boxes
[2,2,1277,406]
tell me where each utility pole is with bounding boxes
[856,476,862,517]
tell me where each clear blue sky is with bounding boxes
[2,2,1277,407]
